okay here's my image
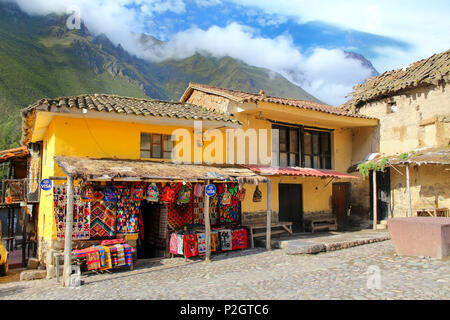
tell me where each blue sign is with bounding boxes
[40,179,53,191]
[205,184,216,197]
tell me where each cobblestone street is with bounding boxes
[0,240,449,300]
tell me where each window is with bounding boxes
[303,130,331,169]
[272,124,332,169]
[140,133,174,159]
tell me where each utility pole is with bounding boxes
[203,179,211,262]
[63,175,74,287]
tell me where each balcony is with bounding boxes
[1,179,27,206]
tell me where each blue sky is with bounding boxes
[9,0,450,105]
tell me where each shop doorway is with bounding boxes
[137,201,168,259]
[332,182,350,229]
[278,184,303,232]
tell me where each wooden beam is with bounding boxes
[406,163,412,217]
[266,180,271,251]
[63,175,74,287]
[203,179,211,263]
[372,170,377,230]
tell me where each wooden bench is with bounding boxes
[242,222,293,248]
[304,214,338,233]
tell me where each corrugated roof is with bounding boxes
[0,147,29,163]
[54,156,268,184]
[343,49,450,111]
[242,165,359,179]
[181,82,375,120]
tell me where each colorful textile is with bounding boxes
[80,183,95,202]
[146,183,160,202]
[100,238,124,246]
[86,250,101,271]
[122,244,133,266]
[177,234,184,255]
[100,246,112,271]
[160,184,176,203]
[231,229,247,250]
[131,182,145,201]
[54,185,90,240]
[184,234,199,258]
[104,182,118,202]
[177,185,191,204]
[218,183,241,224]
[193,183,204,198]
[73,247,98,258]
[197,233,206,254]
[211,231,220,252]
[116,184,140,234]
[167,183,194,229]
[114,244,126,266]
[90,201,116,238]
[93,245,106,267]
[110,247,118,266]
[169,233,178,254]
[218,229,232,251]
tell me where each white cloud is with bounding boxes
[223,0,450,72]
[145,23,373,105]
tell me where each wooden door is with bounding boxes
[370,168,391,221]
[279,184,303,232]
[332,183,350,229]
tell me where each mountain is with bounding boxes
[344,51,379,77]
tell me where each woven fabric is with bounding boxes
[211,231,220,252]
[169,233,178,254]
[110,246,118,266]
[218,183,241,224]
[116,184,140,234]
[197,233,206,254]
[122,244,133,266]
[231,229,247,250]
[114,244,126,266]
[167,183,194,229]
[92,246,106,267]
[218,229,232,251]
[100,238,124,246]
[54,185,90,240]
[100,246,112,270]
[184,234,199,258]
[73,247,98,258]
[176,234,184,255]
[86,250,101,271]
[90,201,116,238]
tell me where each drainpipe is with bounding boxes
[63,175,74,287]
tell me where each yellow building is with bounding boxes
[17,83,381,274]
[181,83,378,231]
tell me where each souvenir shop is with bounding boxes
[52,157,268,274]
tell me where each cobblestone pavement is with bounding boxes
[0,240,449,300]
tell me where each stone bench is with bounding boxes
[388,217,450,259]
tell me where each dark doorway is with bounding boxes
[137,201,167,259]
[278,184,303,232]
[332,183,350,229]
[370,168,391,221]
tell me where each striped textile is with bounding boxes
[86,251,101,271]
[114,244,126,266]
[122,244,133,266]
[93,246,106,268]
[101,238,125,246]
[100,246,113,270]
[109,246,118,266]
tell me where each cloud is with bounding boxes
[145,23,373,105]
[223,0,450,71]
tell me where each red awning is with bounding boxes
[242,165,359,179]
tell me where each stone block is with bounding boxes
[20,270,47,281]
[27,258,40,270]
[284,241,326,255]
[388,217,450,259]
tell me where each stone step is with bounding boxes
[376,224,387,230]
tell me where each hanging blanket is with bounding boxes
[167,183,194,229]
[90,201,116,238]
[176,234,184,255]
[169,233,178,254]
[184,234,199,258]
[86,250,101,271]
[211,231,220,252]
[122,244,133,266]
[109,246,118,266]
[100,246,112,270]
[92,246,106,268]
[231,229,247,250]
[197,233,206,254]
[218,229,232,251]
[114,244,126,266]
[116,184,140,234]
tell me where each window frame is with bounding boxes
[272,123,332,169]
[140,132,174,160]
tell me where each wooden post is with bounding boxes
[63,175,74,287]
[266,180,271,251]
[21,199,27,268]
[372,170,377,230]
[203,179,211,262]
[406,163,412,217]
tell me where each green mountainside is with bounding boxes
[0,2,320,150]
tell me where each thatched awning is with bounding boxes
[0,146,29,163]
[54,156,268,185]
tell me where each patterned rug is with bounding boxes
[90,201,116,238]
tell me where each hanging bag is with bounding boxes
[237,186,246,202]
[193,183,204,198]
[177,185,191,204]
[146,183,160,202]
[131,182,145,201]
[160,184,176,203]
[221,187,232,205]
[103,182,118,202]
[80,182,94,202]
[253,185,262,202]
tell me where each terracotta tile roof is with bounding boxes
[243,165,359,179]
[343,49,450,111]
[0,147,29,163]
[22,93,239,123]
[181,82,374,119]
